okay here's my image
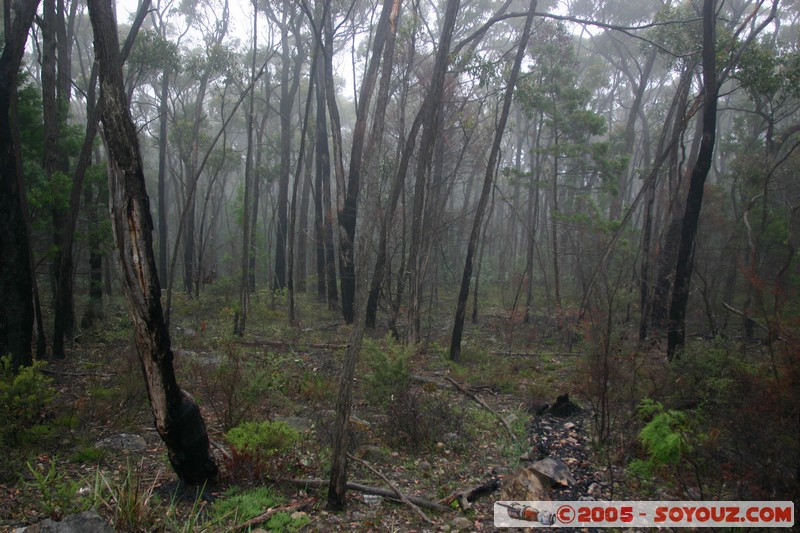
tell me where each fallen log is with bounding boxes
[439,476,501,511]
[287,478,451,513]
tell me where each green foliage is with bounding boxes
[91,461,163,531]
[636,399,692,468]
[363,334,412,406]
[0,356,56,447]
[226,420,299,459]
[189,345,289,430]
[25,458,90,520]
[212,486,312,529]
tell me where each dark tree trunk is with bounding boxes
[88,0,217,484]
[450,0,536,362]
[407,0,461,344]
[667,0,718,360]
[274,12,302,291]
[336,0,396,324]
[0,0,40,370]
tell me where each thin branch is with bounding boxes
[347,453,433,524]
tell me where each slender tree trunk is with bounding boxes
[450,0,536,361]
[236,0,258,336]
[407,0,461,345]
[667,0,718,360]
[336,0,397,324]
[274,16,293,291]
[0,0,40,370]
[157,66,170,283]
[88,0,217,483]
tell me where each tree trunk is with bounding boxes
[450,0,536,362]
[0,0,40,370]
[407,0,461,344]
[88,0,217,484]
[667,0,718,360]
[335,0,397,324]
[157,65,170,283]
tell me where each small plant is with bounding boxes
[212,486,310,530]
[385,389,466,450]
[212,486,281,523]
[628,399,706,497]
[363,334,412,406]
[91,460,162,531]
[224,420,301,482]
[25,458,90,520]
[0,356,56,447]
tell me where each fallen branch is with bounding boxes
[347,453,433,524]
[488,351,584,357]
[287,478,451,512]
[445,377,520,445]
[721,302,789,343]
[237,338,348,350]
[234,499,314,531]
[439,476,501,511]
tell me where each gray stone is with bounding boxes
[452,516,473,531]
[95,433,147,452]
[531,457,576,487]
[16,510,112,533]
[354,444,388,462]
[276,416,314,433]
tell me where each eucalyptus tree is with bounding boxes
[1,0,41,370]
[86,0,217,484]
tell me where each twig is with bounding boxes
[286,478,451,512]
[445,377,519,445]
[347,453,433,524]
[40,368,115,378]
[234,499,314,531]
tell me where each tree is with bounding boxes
[0,0,41,370]
[87,0,217,484]
[450,0,538,361]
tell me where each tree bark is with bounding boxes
[0,0,40,370]
[407,0,461,345]
[667,0,718,360]
[88,0,217,484]
[450,0,536,362]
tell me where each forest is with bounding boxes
[0,0,798,530]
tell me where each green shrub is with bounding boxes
[0,356,56,447]
[212,486,280,523]
[224,420,301,482]
[25,458,90,520]
[226,420,299,458]
[363,334,412,406]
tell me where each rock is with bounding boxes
[548,394,580,417]
[588,482,602,498]
[95,433,147,452]
[500,466,549,501]
[563,422,576,430]
[452,516,473,531]
[418,460,432,472]
[531,457,576,487]
[17,510,112,533]
[290,511,308,520]
[276,416,314,433]
[354,445,388,462]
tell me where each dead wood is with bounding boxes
[444,377,520,445]
[287,478,451,512]
[234,498,314,530]
[236,338,348,350]
[348,453,433,524]
[439,476,501,511]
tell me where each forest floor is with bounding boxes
[1,290,665,532]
